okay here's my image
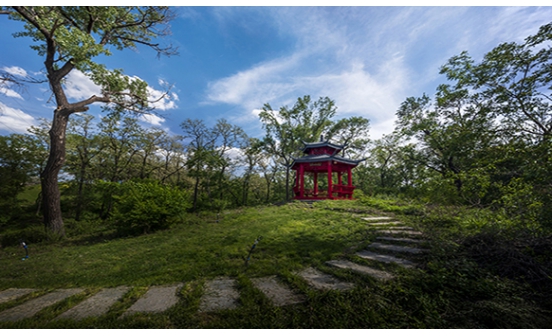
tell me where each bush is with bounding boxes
[111,181,191,234]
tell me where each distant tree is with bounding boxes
[1,6,176,237]
[327,116,370,159]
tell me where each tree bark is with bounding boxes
[40,110,69,237]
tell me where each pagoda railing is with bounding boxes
[293,184,355,199]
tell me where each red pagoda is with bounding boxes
[291,136,365,200]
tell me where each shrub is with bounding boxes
[111,181,191,234]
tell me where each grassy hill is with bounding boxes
[0,198,551,328]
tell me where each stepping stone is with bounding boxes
[366,221,402,226]
[379,226,414,230]
[368,242,426,254]
[296,267,354,291]
[56,286,129,320]
[326,260,394,281]
[0,288,36,304]
[362,217,394,222]
[0,288,84,322]
[377,236,427,244]
[121,284,182,317]
[198,277,239,312]
[251,276,304,306]
[376,230,423,236]
[356,250,416,268]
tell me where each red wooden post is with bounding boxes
[347,166,353,199]
[327,162,333,199]
[299,164,305,198]
[313,172,318,196]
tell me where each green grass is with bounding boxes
[0,199,551,328]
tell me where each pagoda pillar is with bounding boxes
[327,163,333,199]
[347,166,353,199]
[299,164,305,198]
[313,173,318,196]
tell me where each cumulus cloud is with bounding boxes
[2,66,28,77]
[0,102,36,133]
[63,70,102,100]
[0,85,23,100]
[139,113,165,126]
[147,86,178,111]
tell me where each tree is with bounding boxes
[327,116,370,159]
[2,6,175,237]
[0,134,46,222]
[259,95,337,200]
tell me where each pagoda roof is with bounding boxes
[300,139,345,153]
[291,154,365,168]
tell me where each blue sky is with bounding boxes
[1,6,552,141]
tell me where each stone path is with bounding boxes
[362,216,394,222]
[295,267,355,291]
[377,236,426,244]
[251,276,304,306]
[356,250,417,268]
[368,242,426,254]
[58,286,129,320]
[198,277,239,312]
[326,260,394,281]
[0,289,84,322]
[0,288,36,305]
[0,214,429,321]
[376,229,423,235]
[122,284,182,317]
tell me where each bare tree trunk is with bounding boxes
[40,111,69,238]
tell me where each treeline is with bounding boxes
[0,96,371,232]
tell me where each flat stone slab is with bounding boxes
[122,284,182,317]
[0,288,36,304]
[376,230,423,236]
[356,250,416,268]
[366,221,402,226]
[377,236,427,244]
[381,226,414,230]
[296,267,354,291]
[368,242,426,254]
[251,276,304,306]
[57,286,129,320]
[326,260,394,281]
[198,277,239,312]
[0,288,84,322]
[362,217,394,222]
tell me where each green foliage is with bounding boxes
[111,180,190,234]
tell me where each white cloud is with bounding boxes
[63,70,102,101]
[2,66,28,77]
[147,86,178,111]
[0,102,36,133]
[0,85,23,100]
[139,113,165,126]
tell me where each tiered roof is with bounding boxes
[291,136,365,168]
